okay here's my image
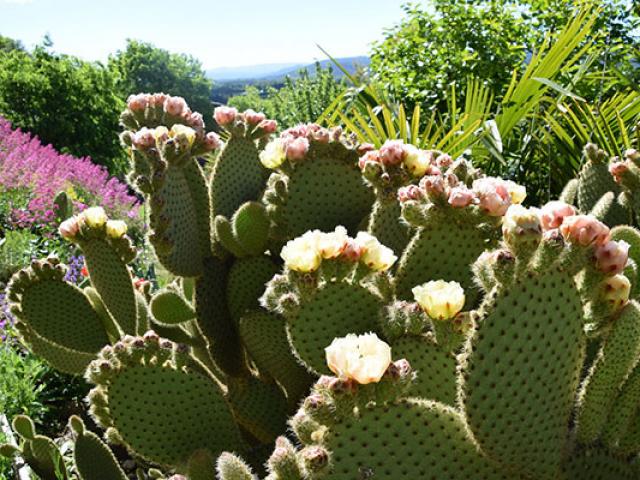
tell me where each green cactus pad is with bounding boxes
[183,158,213,256]
[395,223,493,303]
[560,178,579,205]
[589,191,631,227]
[560,447,640,480]
[24,329,97,375]
[576,301,640,444]
[367,198,411,256]
[194,256,247,377]
[88,340,244,469]
[82,238,137,335]
[227,376,289,443]
[239,311,313,407]
[187,449,217,480]
[325,399,512,479]
[602,363,640,449]
[150,288,195,325]
[266,146,374,240]
[287,282,383,374]
[232,202,270,256]
[216,452,256,480]
[227,256,279,325]
[210,137,267,219]
[616,412,640,455]
[460,269,585,479]
[577,160,620,213]
[390,335,457,404]
[153,165,206,277]
[72,419,128,480]
[23,435,67,480]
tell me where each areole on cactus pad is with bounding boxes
[3,93,640,480]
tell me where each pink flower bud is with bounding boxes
[285,137,310,161]
[164,96,188,117]
[127,93,148,112]
[379,140,406,166]
[435,153,452,169]
[559,215,610,247]
[397,185,423,203]
[358,143,376,155]
[243,109,266,125]
[186,111,204,130]
[358,150,380,170]
[214,106,238,126]
[609,161,629,184]
[132,128,156,149]
[330,126,342,142]
[203,132,221,151]
[151,93,168,107]
[420,175,446,199]
[540,201,576,231]
[258,119,277,134]
[312,128,331,143]
[59,216,80,239]
[595,240,630,275]
[448,186,475,208]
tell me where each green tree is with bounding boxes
[228,63,346,128]
[0,45,125,173]
[109,40,213,119]
[0,34,23,53]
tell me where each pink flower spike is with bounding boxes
[243,109,266,125]
[258,119,277,134]
[214,106,238,126]
[595,240,630,275]
[285,137,310,161]
[448,186,475,208]
[540,201,576,231]
[379,140,406,166]
[559,215,610,247]
[164,96,188,117]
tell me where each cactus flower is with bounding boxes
[601,274,631,310]
[58,216,80,240]
[203,132,221,151]
[379,140,406,166]
[448,186,476,208]
[358,150,381,170]
[502,205,541,238]
[105,220,128,239]
[412,280,465,320]
[280,232,322,272]
[127,93,148,112]
[325,333,392,384]
[285,137,310,161]
[164,96,188,117]
[403,146,432,177]
[132,128,156,149]
[258,119,278,134]
[609,161,629,184]
[243,109,266,125]
[595,240,630,275]
[540,201,576,230]
[355,232,397,271]
[81,207,108,229]
[317,226,349,259]
[472,177,511,216]
[169,124,197,147]
[259,139,287,169]
[397,185,423,203]
[505,180,527,204]
[214,106,238,126]
[559,215,610,247]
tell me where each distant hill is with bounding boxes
[207,56,369,82]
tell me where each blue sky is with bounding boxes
[0,0,408,68]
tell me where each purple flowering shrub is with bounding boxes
[0,116,139,231]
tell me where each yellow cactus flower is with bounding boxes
[325,333,392,384]
[259,139,287,169]
[105,220,128,239]
[355,232,397,271]
[412,280,465,320]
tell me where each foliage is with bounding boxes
[228,63,346,127]
[0,43,126,173]
[0,34,23,53]
[0,230,39,282]
[109,39,213,119]
[0,116,139,232]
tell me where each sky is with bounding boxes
[0,0,408,69]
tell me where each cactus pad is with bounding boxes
[227,256,279,325]
[71,417,128,480]
[460,269,585,479]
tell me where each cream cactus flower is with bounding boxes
[58,216,80,240]
[259,139,287,169]
[403,145,431,177]
[355,232,397,271]
[325,333,392,384]
[280,232,322,272]
[81,207,108,229]
[505,181,527,204]
[170,124,197,147]
[105,220,128,239]
[412,280,466,320]
[317,226,349,259]
[601,274,631,310]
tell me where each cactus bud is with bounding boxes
[502,204,542,252]
[540,201,576,231]
[447,186,476,208]
[285,137,310,161]
[560,215,610,247]
[301,445,331,473]
[58,215,80,240]
[243,109,266,126]
[599,274,631,311]
[595,240,630,275]
[397,185,424,203]
[214,106,238,126]
[379,140,406,166]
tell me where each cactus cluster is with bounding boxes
[2,94,640,479]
